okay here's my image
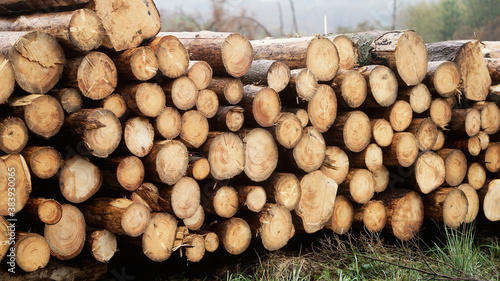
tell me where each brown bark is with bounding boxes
[143,140,188,186]
[241,60,291,93]
[211,217,251,255]
[321,146,350,185]
[261,173,301,211]
[371,119,394,148]
[382,132,419,167]
[123,117,155,157]
[44,204,85,260]
[308,84,337,133]
[240,85,281,128]
[0,154,31,216]
[323,111,372,153]
[112,46,158,81]
[0,0,89,14]
[24,198,62,225]
[196,89,219,119]
[422,187,468,229]
[0,117,28,154]
[239,128,278,182]
[326,195,354,235]
[207,77,243,105]
[87,229,117,263]
[59,155,102,204]
[210,106,245,132]
[50,88,82,114]
[353,200,387,233]
[423,61,461,98]
[21,146,61,179]
[141,212,178,262]
[180,110,209,149]
[237,185,266,213]
[202,132,245,181]
[444,136,481,157]
[331,34,359,70]
[187,61,213,90]
[130,182,162,212]
[447,108,481,137]
[437,148,467,187]
[0,54,14,104]
[148,35,189,79]
[155,107,182,140]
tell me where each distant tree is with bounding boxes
[403,1,443,42]
[439,0,462,40]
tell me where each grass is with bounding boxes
[226,223,500,281]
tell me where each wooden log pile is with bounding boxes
[0,0,499,277]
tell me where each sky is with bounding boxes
[153,0,433,36]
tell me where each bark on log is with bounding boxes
[50,88,82,114]
[207,77,243,105]
[239,128,278,182]
[141,212,177,262]
[448,108,481,137]
[0,0,89,15]
[148,35,189,79]
[331,34,358,70]
[44,204,85,260]
[111,46,158,81]
[196,89,219,119]
[292,126,326,173]
[422,187,468,229]
[423,61,461,98]
[0,54,14,104]
[0,154,31,216]
[187,61,213,90]
[123,117,154,157]
[130,182,162,212]
[0,117,28,154]
[382,132,419,167]
[320,146,350,185]
[210,106,245,132]
[143,140,188,186]
[155,107,182,140]
[241,60,291,93]
[59,155,102,204]
[21,146,61,179]
[323,111,372,153]
[187,156,210,181]
[262,173,301,211]
[240,85,281,128]
[104,155,144,192]
[326,195,354,235]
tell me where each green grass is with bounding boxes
[226,224,500,281]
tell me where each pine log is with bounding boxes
[203,185,239,219]
[155,107,182,139]
[87,229,117,263]
[237,185,266,213]
[183,205,204,231]
[262,173,301,211]
[295,170,338,233]
[371,100,413,132]
[338,169,376,204]
[183,234,205,262]
[248,203,292,251]
[196,89,219,118]
[24,198,62,225]
[373,164,390,193]
[0,31,65,94]
[90,0,160,51]
[288,68,318,101]
[346,143,383,172]
[210,106,245,132]
[0,217,9,261]
[437,148,467,187]
[62,51,117,100]
[202,132,245,180]
[143,140,188,185]
[59,155,102,204]
[0,117,28,154]
[479,180,500,222]
[96,94,127,119]
[423,61,461,98]
[14,232,50,272]
[130,182,162,212]
[320,146,350,185]
[305,35,339,81]
[308,84,337,133]
[467,162,486,190]
[0,0,89,14]
[353,200,387,233]
[187,61,213,90]
[180,110,209,149]
[201,231,219,253]
[141,212,178,262]
[331,34,358,70]
[111,46,158,81]
[161,31,253,77]
[241,60,291,93]
[330,69,367,108]
[187,156,210,181]
[250,36,312,69]
[239,128,278,182]
[212,217,251,255]
[207,77,243,105]
[159,177,200,219]
[323,111,372,153]
[371,119,393,147]
[292,126,326,173]
[400,83,432,114]
[64,108,122,158]
[406,118,438,152]
[0,9,104,52]
[0,154,31,216]
[358,65,398,107]
[370,30,427,86]
[477,131,490,150]
[448,108,481,137]
[291,108,310,128]
[240,85,281,128]
[413,151,446,194]
[105,155,144,192]
[326,195,354,235]
[480,142,500,173]
[118,82,165,118]
[444,136,481,157]
[21,146,61,179]
[148,35,189,79]
[456,183,480,223]
[429,98,452,130]
[50,88,82,114]
[422,187,468,229]
[473,101,500,135]
[382,132,418,167]
[44,204,85,260]
[0,54,14,104]
[162,76,199,111]
[432,129,446,151]
[9,94,64,139]
[123,117,154,157]
[270,112,303,149]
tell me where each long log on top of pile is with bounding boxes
[0,0,89,15]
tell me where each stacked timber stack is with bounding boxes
[0,0,499,278]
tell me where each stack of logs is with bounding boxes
[0,0,499,277]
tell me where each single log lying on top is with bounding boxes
[0,31,65,94]
[295,170,337,233]
[292,126,326,173]
[423,61,461,98]
[353,200,387,233]
[413,151,446,194]
[14,232,50,273]
[64,108,122,158]
[262,173,301,211]
[422,187,468,229]
[240,85,281,128]
[370,30,428,86]
[21,146,61,179]
[0,154,31,216]
[323,111,372,153]
[247,203,292,251]
[44,204,86,260]
[161,31,253,77]
[321,146,350,185]
[212,217,251,255]
[59,155,102,204]
[148,35,189,79]
[479,180,500,222]
[0,54,14,104]
[143,140,188,186]
[141,212,178,262]
[0,0,89,15]
[308,84,337,133]
[0,9,104,52]
[239,128,278,182]
[111,46,158,81]
[241,60,291,93]
[0,117,28,154]
[326,195,354,235]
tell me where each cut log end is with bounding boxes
[252,87,281,128]
[308,84,337,133]
[371,119,393,148]
[156,107,182,139]
[183,205,204,231]
[307,36,339,81]
[38,199,63,225]
[361,200,387,233]
[15,233,51,272]
[468,162,486,190]
[483,181,500,222]
[368,65,398,107]
[141,212,177,262]
[89,229,117,263]
[82,109,122,158]
[19,95,65,139]
[349,169,375,204]
[267,61,291,92]
[180,110,209,149]
[415,151,446,194]
[59,155,102,204]
[116,156,144,191]
[170,76,199,111]
[188,61,213,90]
[327,195,354,235]
[171,177,201,219]
[389,100,412,132]
[343,111,372,153]
[216,217,251,255]
[321,146,350,185]
[239,186,266,213]
[196,89,219,118]
[394,30,428,86]
[221,33,253,78]
[155,35,189,79]
[102,94,127,119]
[258,204,292,251]
[69,9,104,51]
[293,127,326,173]
[408,83,432,114]
[129,46,159,81]
[396,133,419,167]
[457,184,479,223]
[274,113,303,149]
[208,132,245,180]
[0,154,31,216]
[388,191,424,241]
[242,128,278,182]
[0,54,15,103]
[133,83,166,118]
[430,61,461,97]
[270,173,301,211]
[184,234,206,262]
[339,70,367,108]
[124,117,155,158]
[0,117,28,154]
[53,88,83,114]
[44,204,85,260]
[76,52,117,100]
[213,186,239,218]
[332,35,357,70]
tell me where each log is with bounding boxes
[59,155,102,204]
[96,94,127,119]
[162,76,199,111]
[210,106,245,132]
[422,187,468,229]
[270,112,303,149]
[326,195,354,235]
[444,136,481,157]
[201,231,219,253]
[87,229,117,263]
[292,108,309,128]
[429,98,452,130]
[413,151,446,194]
[159,177,200,220]
[437,148,467,187]
[305,35,339,81]
[292,126,326,173]
[187,156,210,181]
[250,36,311,69]
[248,203,292,251]
[21,146,61,179]
[237,185,266,213]
[295,170,337,233]
[331,34,358,70]
[130,182,161,212]
[377,189,424,241]
[187,61,213,90]
[288,68,318,101]
[203,132,245,181]
[143,140,188,186]
[23,198,62,225]
[64,108,122,158]
[373,164,390,193]
[212,217,251,255]
[105,156,144,192]
[239,128,278,182]
[382,132,419,167]
[0,54,14,104]
[477,131,490,150]
[141,212,178,262]
[448,108,481,137]
[467,162,486,190]
[338,169,376,204]
[262,173,301,211]
[432,129,446,151]
[0,154,31,216]
[323,111,371,153]
[456,183,479,223]
[346,143,383,172]
[123,117,154,157]
[0,117,28,154]
[378,100,413,132]
[423,61,461,98]
[162,31,253,77]
[406,118,438,152]
[183,205,204,231]
[63,51,117,100]
[308,84,337,133]
[371,119,393,147]
[44,204,85,260]
[118,83,165,118]
[180,110,209,149]
[0,9,104,52]
[330,69,367,108]
[241,60,291,93]
[203,185,238,218]
[353,200,387,233]
[0,0,89,14]
[14,232,50,272]
[0,31,65,94]
[183,234,205,262]
[479,180,500,222]
[358,65,398,107]
[50,88,82,114]
[111,46,158,81]
[207,77,243,105]
[370,30,428,86]
[148,35,189,79]
[196,89,219,119]
[155,107,182,140]
[0,217,9,262]
[9,94,64,139]
[320,146,350,185]
[240,85,281,128]
[400,83,432,114]
[91,0,160,51]
[473,101,500,135]
[481,143,500,173]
